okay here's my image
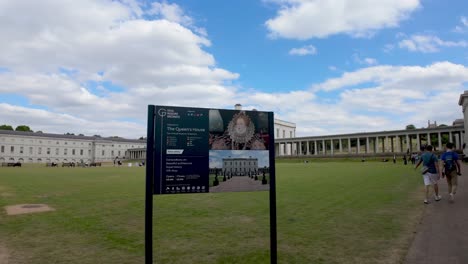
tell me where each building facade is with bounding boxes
[222,157,258,176]
[0,130,146,163]
[275,124,465,157]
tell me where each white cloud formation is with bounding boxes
[453,16,468,33]
[289,45,317,56]
[0,0,466,139]
[302,62,468,135]
[0,0,241,137]
[265,0,421,39]
[148,1,193,26]
[399,34,468,53]
[352,53,378,65]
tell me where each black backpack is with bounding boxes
[444,152,456,173]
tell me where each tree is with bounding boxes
[35,131,43,133]
[406,124,416,130]
[0,124,13,131]
[139,136,147,140]
[438,124,448,127]
[15,125,32,132]
[65,132,75,135]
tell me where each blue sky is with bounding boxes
[0,0,467,138]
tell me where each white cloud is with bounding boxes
[289,45,317,56]
[352,53,378,65]
[453,16,468,33]
[0,103,146,138]
[265,0,421,40]
[300,61,468,135]
[148,1,193,26]
[0,0,242,137]
[399,34,468,53]
[383,44,395,53]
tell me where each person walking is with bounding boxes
[440,142,462,203]
[415,145,442,204]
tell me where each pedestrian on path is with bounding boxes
[440,142,462,203]
[415,145,442,204]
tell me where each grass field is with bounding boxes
[0,161,423,264]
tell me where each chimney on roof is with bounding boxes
[235,104,242,110]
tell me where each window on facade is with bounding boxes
[276,129,279,138]
[118,151,121,156]
[47,148,50,155]
[29,147,33,154]
[283,130,285,138]
[56,148,59,155]
[1,146,4,153]
[102,150,105,156]
[290,131,293,138]
[39,140,42,144]
[57,141,59,144]
[10,146,14,153]
[64,149,67,155]
[72,149,75,155]
[88,150,91,155]
[111,150,114,156]
[38,147,42,155]
[80,149,83,156]
[20,146,23,154]
[65,142,68,145]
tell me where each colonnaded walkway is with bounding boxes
[209,175,270,193]
[405,163,468,264]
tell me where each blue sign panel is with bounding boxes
[151,105,273,195]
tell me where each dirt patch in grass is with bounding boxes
[0,243,9,264]
[5,204,55,216]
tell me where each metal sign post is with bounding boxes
[145,105,277,263]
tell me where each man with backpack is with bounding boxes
[415,145,442,204]
[441,142,462,203]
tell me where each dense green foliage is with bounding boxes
[0,124,13,130]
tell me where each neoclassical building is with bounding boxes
[222,157,258,175]
[0,130,145,163]
[275,121,465,157]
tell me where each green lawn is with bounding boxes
[0,161,423,264]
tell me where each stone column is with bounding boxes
[339,139,343,153]
[427,133,431,146]
[456,133,461,149]
[384,136,388,152]
[406,134,410,153]
[322,140,325,155]
[416,134,420,151]
[314,141,318,155]
[357,138,360,154]
[438,133,442,150]
[331,140,334,156]
[459,91,468,156]
[306,141,310,155]
[390,137,394,153]
[366,137,370,153]
[348,138,351,153]
[449,132,453,145]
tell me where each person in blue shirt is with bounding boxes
[440,142,462,203]
[415,145,442,204]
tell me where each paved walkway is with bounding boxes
[405,163,468,264]
[209,176,269,193]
